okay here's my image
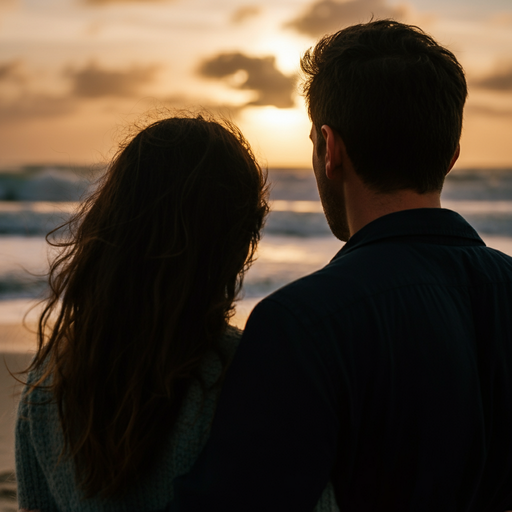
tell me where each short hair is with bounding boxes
[301,20,468,193]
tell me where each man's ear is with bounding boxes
[446,143,460,175]
[321,125,348,180]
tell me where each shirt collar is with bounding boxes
[333,208,485,260]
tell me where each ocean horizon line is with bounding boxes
[1,164,512,175]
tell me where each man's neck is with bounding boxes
[345,183,442,238]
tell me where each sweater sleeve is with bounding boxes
[15,388,59,512]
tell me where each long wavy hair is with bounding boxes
[26,113,269,499]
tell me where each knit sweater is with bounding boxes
[16,326,339,511]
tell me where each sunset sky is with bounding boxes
[0,0,511,168]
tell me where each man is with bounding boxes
[168,20,512,511]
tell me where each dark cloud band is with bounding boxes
[67,62,159,98]
[0,60,161,122]
[231,6,261,24]
[285,0,408,37]
[0,60,24,82]
[474,66,512,92]
[199,52,296,108]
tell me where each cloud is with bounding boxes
[466,104,512,118]
[0,60,74,122]
[473,66,512,92]
[0,61,162,123]
[68,62,159,98]
[285,0,409,37]
[231,6,261,24]
[0,94,77,122]
[0,59,24,83]
[199,53,296,108]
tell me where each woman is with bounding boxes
[15,113,338,511]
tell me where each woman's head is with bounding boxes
[80,114,268,341]
[31,112,268,498]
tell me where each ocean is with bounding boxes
[1,165,512,329]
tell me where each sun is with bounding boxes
[252,34,310,75]
[247,105,306,128]
[238,106,312,168]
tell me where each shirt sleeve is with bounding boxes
[15,389,59,512]
[169,298,341,512]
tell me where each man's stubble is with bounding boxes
[312,140,351,242]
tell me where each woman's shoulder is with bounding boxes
[197,324,241,387]
[19,360,53,407]
[219,324,242,358]
[17,363,58,441]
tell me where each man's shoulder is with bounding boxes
[263,239,408,305]
[256,236,512,329]
[255,254,366,329]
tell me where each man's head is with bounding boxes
[301,20,467,194]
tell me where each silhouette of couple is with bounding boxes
[16,20,512,512]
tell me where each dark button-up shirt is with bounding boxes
[169,208,512,512]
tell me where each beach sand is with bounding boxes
[0,323,36,512]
